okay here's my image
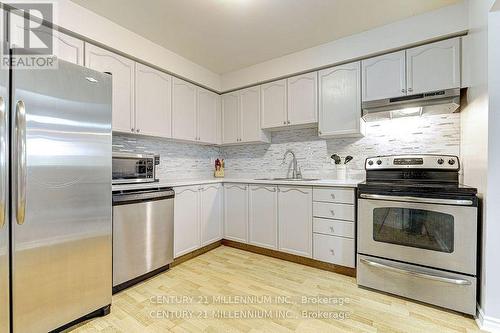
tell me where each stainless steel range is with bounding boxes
[356,154,478,315]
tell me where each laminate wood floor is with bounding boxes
[69,246,484,333]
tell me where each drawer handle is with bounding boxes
[329,226,335,233]
[330,193,335,199]
[330,209,335,216]
[360,258,472,286]
[330,249,335,256]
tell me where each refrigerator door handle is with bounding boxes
[0,96,5,228]
[14,100,27,225]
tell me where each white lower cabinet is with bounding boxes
[223,183,249,243]
[278,186,312,258]
[174,184,222,258]
[200,184,223,246]
[174,186,200,258]
[313,234,355,267]
[312,187,356,268]
[248,185,278,249]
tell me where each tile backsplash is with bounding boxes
[113,113,460,181]
[113,134,221,180]
[222,113,460,179]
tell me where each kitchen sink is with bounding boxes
[255,177,319,181]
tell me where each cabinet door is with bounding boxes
[172,78,197,141]
[222,93,240,144]
[135,63,172,137]
[9,18,84,65]
[406,38,460,94]
[85,43,135,133]
[319,62,364,138]
[278,186,312,257]
[174,186,200,257]
[362,50,406,101]
[287,72,318,125]
[197,88,218,144]
[223,184,248,243]
[261,79,287,128]
[200,184,222,246]
[54,31,84,65]
[248,185,278,250]
[240,87,265,142]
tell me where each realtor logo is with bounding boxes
[2,2,56,69]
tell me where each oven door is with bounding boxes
[358,194,477,275]
[112,153,155,184]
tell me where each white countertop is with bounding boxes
[112,178,362,191]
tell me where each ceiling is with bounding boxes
[70,0,460,74]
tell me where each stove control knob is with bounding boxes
[368,160,374,166]
[437,158,444,165]
[448,159,456,165]
[376,160,382,165]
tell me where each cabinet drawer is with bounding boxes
[313,187,354,204]
[313,218,354,238]
[313,202,354,221]
[313,234,355,268]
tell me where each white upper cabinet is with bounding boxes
[174,186,200,258]
[362,50,406,101]
[406,37,461,94]
[53,31,84,65]
[135,63,172,137]
[248,185,278,250]
[197,88,219,144]
[85,43,135,133]
[222,89,269,144]
[287,72,318,125]
[319,62,365,138]
[261,79,287,128]
[240,87,268,142]
[172,78,197,141]
[222,93,240,144]
[200,184,222,246]
[223,184,249,243]
[278,186,312,258]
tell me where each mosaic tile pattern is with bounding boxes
[221,113,461,180]
[113,113,460,181]
[112,134,222,180]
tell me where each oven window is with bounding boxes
[373,208,454,253]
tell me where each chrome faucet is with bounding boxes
[282,149,302,179]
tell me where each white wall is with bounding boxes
[461,0,500,331]
[220,1,468,92]
[50,0,221,91]
[481,3,500,332]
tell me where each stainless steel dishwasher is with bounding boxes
[112,187,174,293]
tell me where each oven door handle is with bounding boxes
[359,193,474,206]
[360,258,472,285]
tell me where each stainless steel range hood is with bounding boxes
[362,88,462,121]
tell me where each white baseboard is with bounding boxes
[477,304,500,332]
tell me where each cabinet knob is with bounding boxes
[287,120,291,124]
[318,131,322,135]
[401,89,406,93]
[329,226,335,233]
[330,249,335,255]
[131,128,134,132]
[283,121,286,125]
[330,210,335,216]
[136,129,140,133]
[408,88,413,92]
[330,194,335,199]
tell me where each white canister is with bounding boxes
[337,165,347,180]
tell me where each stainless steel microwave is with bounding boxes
[112,152,159,184]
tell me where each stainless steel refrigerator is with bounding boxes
[0,45,113,332]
